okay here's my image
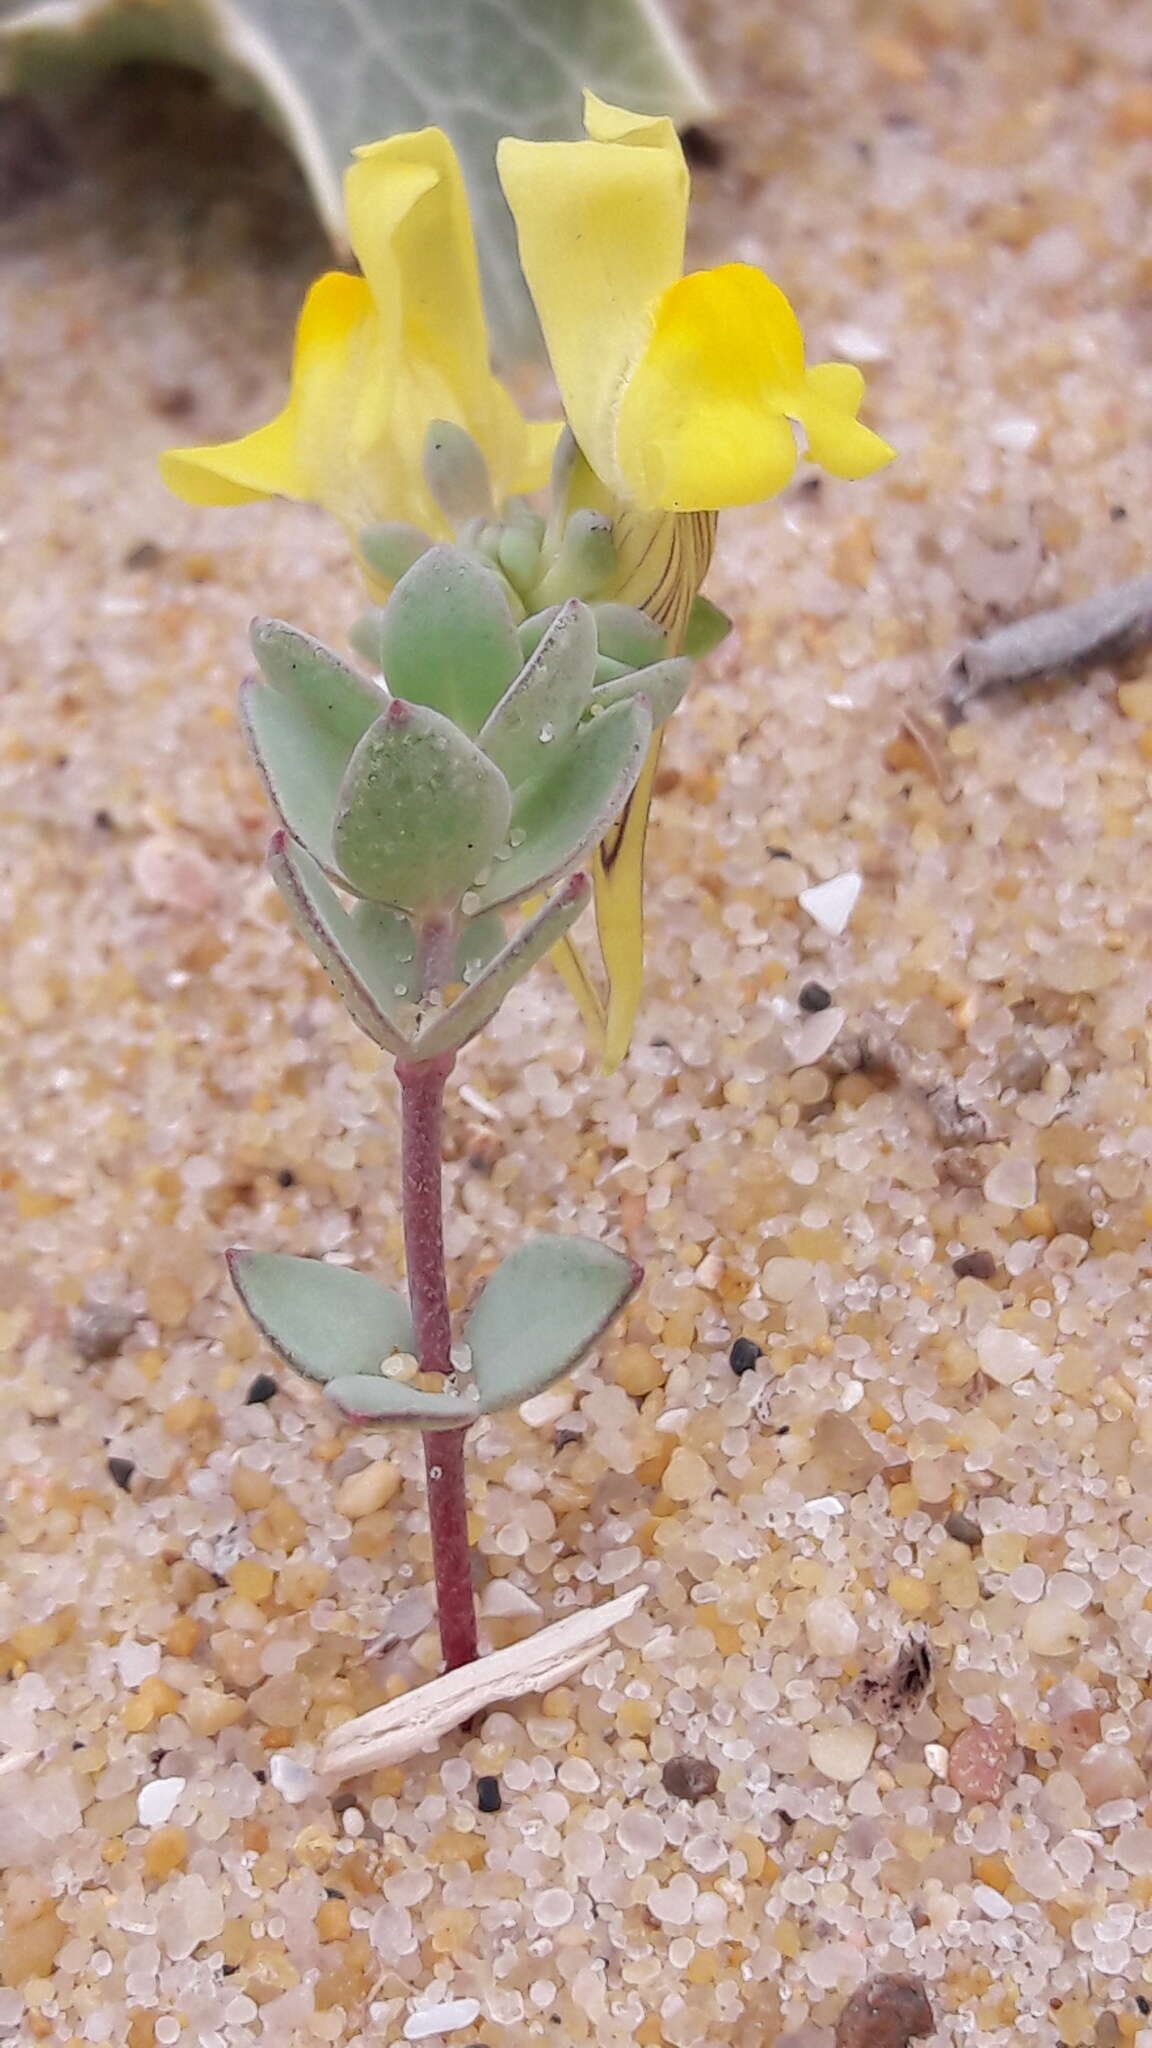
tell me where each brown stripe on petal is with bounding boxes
[607,509,718,651]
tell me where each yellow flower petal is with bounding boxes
[165,132,557,535]
[161,271,374,512]
[616,264,810,510]
[793,361,896,480]
[498,96,687,494]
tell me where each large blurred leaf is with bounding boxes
[0,0,709,358]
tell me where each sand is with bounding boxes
[3,1,1152,2041]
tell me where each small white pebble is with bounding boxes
[1023,1599,1088,1657]
[403,2000,482,2041]
[269,1752,318,1804]
[808,1724,876,1783]
[786,1005,846,1067]
[828,323,890,363]
[973,1881,1015,1919]
[480,1581,543,1620]
[762,1256,813,1304]
[805,1596,859,1659]
[137,1776,185,1828]
[983,1156,1037,1209]
[990,415,1039,450]
[799,872,861,936]
[976,1322,1043,1386]
[533,1888,575,1929]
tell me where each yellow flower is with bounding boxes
[498,95,893,1069]
[161,129,556,539]
[497,93,893,514]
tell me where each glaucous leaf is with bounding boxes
[455,910,507,986]
[533,509,616,605]
[589,603,668,670]
[376,546,522,734]
[250,618,385,741]
[478,599,597,786]
[517,606,562,660]
[268,831,416,1055]
[333,700,512,911]
[682,594,733,658]
[357,522,432,594]
[464,1235,641,1412]
[470,696,652,912]
[496,510,546,599]
[324,1374,477,1429]
[590,655,692,726]
[240,677,352,881]
[423,420,493,525]
[228,1249,414,1383]
[411,872,591,1060]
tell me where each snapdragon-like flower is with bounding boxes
[497,93,894,515]
[161,130,556,538]
[498,94,893,1066]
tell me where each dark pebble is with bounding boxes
[680,124,726,168]
[476,1775,502,1813]
[661,1755,719,1803]
[276,1168,297,1187]
[0,100,72,219]
[73,1303,137,1363]
[944,1509,982,1548]
[244,1373,278,1405]
[106,1457,135,1492]
[729,1336,762,1377]
[833,1973,934,2048]
[123,540,165,572]
[798,981,832,1013]
[951,1249,996,1281]
[1137,1996,1150,2016]
[93,809,116,831]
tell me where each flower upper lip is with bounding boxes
[498,90,895,515]
[160,128,557,539]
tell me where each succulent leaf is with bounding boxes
[333,700,513,911]
[478,598,597,786]
[228,1249,414,1383]
[469,695,652,913]
[411,872,592,1060]
[268,831,417,1054]
[375,545,522,732]
[464,1235,641,1412]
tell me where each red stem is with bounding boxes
[395,1049,479,1673]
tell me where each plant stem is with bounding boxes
[395,1048,479,1673]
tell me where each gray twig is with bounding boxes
[943,572,1152,716]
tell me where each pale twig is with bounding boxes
[318,1585,646,1782]
[943,572,1152,716]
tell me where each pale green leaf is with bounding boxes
[470,695,651,912]
[589,603,667,669]
[229,1249,414,1383]
[250,618,385,742]
[478,598,597,787]
[333,699,512,909]
[589,655,691,726]
[464,1235,640,1412]
[377,547,522,735]
[0,0,709,358]
[410,871,591,1060]
[240,677,353,883]
[268,831,417,1055]
[682,594,733,658]
[324,1373,477,1428]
